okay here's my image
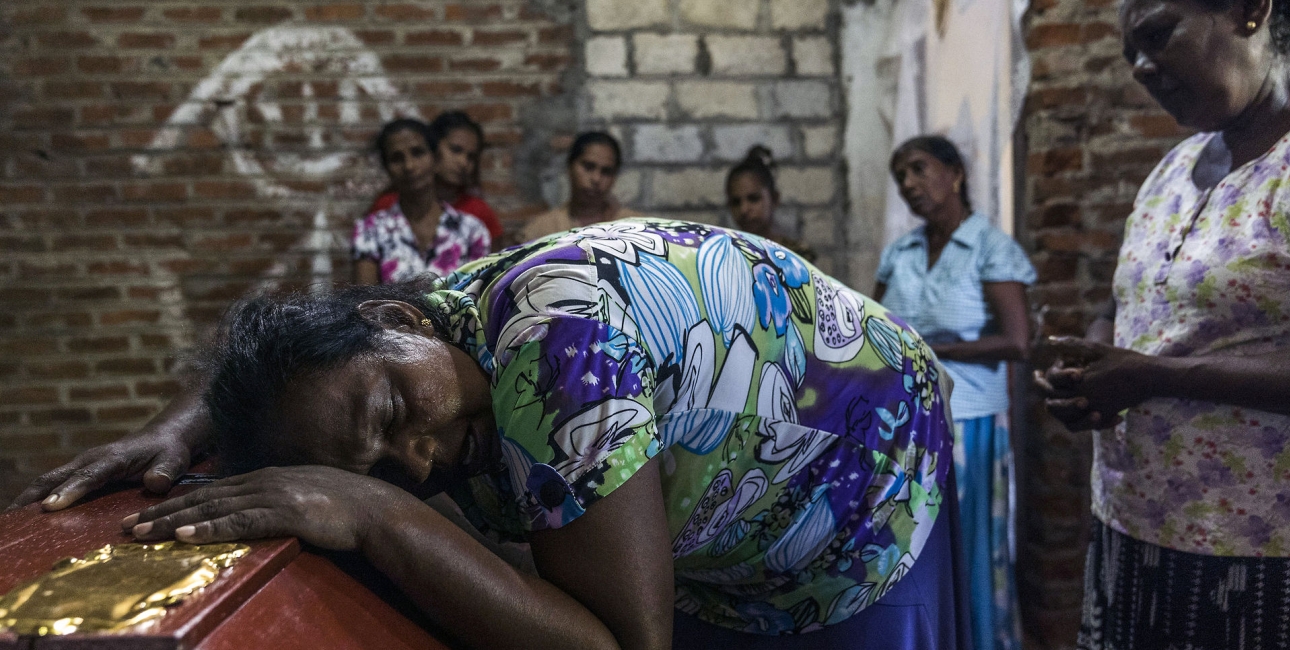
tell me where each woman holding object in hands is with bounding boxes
[1035,0,1290,644]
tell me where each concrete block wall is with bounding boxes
[578,0,848,277]
[0,1,576,501]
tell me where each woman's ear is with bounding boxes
[356,300,434,335]
[1242,0,1273,33]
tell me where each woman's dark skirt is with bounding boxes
[1079,520,1290,650]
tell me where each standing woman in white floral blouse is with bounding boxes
[1035,0,1290,645]
[353,119,491,285]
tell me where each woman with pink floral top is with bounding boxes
[353,119,491,285]
[1035,0,1290,645]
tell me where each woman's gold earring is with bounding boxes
[1248,20,1259,30]
[420,318,432,328]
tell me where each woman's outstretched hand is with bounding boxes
[1034,336,1156,432]
[122,466,410,551]
[7,429,193,512]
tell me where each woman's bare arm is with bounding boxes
[928,281,1031,362]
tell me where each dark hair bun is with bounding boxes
[744,145,776,171]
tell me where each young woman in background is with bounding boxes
[352,118,490,284]
[368,111,504,244]
[520,132,639,242]
[725,147,816,262]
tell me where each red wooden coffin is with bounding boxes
[0,485,450,650]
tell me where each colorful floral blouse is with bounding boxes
[1099,132,1290,557]
[425,219,955,634]
[352,201,490,283]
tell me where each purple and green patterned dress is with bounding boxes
[425,219,958,637]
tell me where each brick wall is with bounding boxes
[578,0,849,278]
[1017,0,1189,644]
[0,1,576,500]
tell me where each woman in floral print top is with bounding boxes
[1036,0,1290,645]
[353,118,491,284]
[32,219,969,648]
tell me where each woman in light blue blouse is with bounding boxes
[875,136,1034,650]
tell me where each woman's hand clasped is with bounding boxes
[1034,336,1157,432]
[122,466,410,551]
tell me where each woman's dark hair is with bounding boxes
[373,118,434,168]
[428,111,485,189]
[567,131,622,172]
[204,279,449,476]
[890,135,971,212]
[725,145,779,199]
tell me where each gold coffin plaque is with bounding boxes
[0,541,249,636]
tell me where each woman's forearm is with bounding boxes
[933,334,1028,363]
[1151,352,1290,416]
[362,497,621,650]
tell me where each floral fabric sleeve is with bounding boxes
[491,315,661,531]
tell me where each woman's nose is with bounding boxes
[1131,52,1157,84]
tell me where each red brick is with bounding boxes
[524,53,571,71]
[539,26,574,44]
[406,30,465,46]
[199,33,252,49]
[82,7,146,21]
[192,181,256,199]
[66,337,129,353]
[375,4,437,20]
[0,185,46,203]
[353,30,396,46]
[451,57,503,72]
[18,262,77,278]
[1029,148,1083,175]
[69,385,131,403]
[25,362,88,379]
[10,7,67,25]
[444,3,504,21]
[96,359,157,375]
[57,286,121,300]
[36,32,98,48]
[99,310,161,325]
[0,433,62,453]
[28,408,92,425]
[112,81,173,100]
[473,30,528,46]
[55,133,113,151]
[304,4,365,20]
[162,7,223,21]
[234,6,295,22]
[1026,24,1081,49]
[85,209,149,228]
[0,288,51,304]
[482,81,541,97]
[122,183,188,202]
[0,387,59,405]
[382,55,445,73]
[123,233,185,249]
[118,33,176,49]
[51,235,118,252]
[15,57,71,76]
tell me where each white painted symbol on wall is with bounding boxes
[132,25,420,198]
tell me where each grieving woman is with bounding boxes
[520,132,640,242]
[353,118,491,284]
[876,136,1033,650]
[1034,0,1290,645]
[15,221,969,649]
